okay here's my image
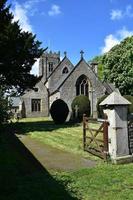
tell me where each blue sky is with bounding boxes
[8,0,133,74]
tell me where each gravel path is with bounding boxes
[16,134,97,171]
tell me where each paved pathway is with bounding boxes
[16,134,97,171]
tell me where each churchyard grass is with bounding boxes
[17,117,100,160]
[54,163,133,200]
[0,125,77,199]
[1,118,133,200]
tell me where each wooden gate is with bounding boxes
[83,114,109,160]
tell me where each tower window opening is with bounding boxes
[62,67,69,74]
[49,62,53,72]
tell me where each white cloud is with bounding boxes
[11,0,47,31]
[117,27,133,39]
[48,4,61,16]
[24,0,40,9]
[31,59,39,75]
[101,34,120,54]
[101,27,133,54]
[125,5,133,18]
[12,2,33,32]
[110,5,133,20]
[24,0,46,15]
[110,9,123,20]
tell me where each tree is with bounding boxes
[102,36,133,95]
[0,86,10,124]
[89,55,104,80]
[0,0,44,93]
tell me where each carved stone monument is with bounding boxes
[100,91,133,164]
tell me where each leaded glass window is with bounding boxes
[31,99,41,112]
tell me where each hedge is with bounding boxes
[71,95,90,121]
[50,99,69,124]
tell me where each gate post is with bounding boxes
[103,120,109,158]
[100,91,133,164]
[83,114,87,150]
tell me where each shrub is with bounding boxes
[71,95,90,121]
[96,95,108,118]
[50,99,69,124]
[124,95,133,114]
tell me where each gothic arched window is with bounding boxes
[31,99,41,112]
[62,67,69,74]
[76,75,89,97]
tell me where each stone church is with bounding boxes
[21,51,116,119]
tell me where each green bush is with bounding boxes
[50,99,69,124]
[96,95,108,118]
[71,95,90,121]
[124,95,133,114]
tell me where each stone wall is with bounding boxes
[39,51,60,82]
[48,57,74,94]
[49,92,60,108]
[59,59,106,117]
[21,81,48,118]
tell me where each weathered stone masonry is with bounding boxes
[21,51,116,118]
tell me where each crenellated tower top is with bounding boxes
[39,51,60,81]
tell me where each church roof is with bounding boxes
[46,54,117,97]
[100,91,131,106]
[44,56,73,86]
[10,97,21,107]
[50,58,104,96]
[102,82,117,94]
[50,59,84,95]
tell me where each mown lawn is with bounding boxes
[16,117,100,160]
[54,164,133,200]
[1,118,133,200]
[0,125,77,200]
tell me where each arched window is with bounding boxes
[76,75,89,97]
[62,67,69,74]
[49,62,53,72]
[31,99,41,112]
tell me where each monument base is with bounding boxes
[111,155,133,164]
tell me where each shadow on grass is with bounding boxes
[14,120,80,135]
[0,125,78,200]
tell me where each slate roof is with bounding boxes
[50,58,106,96]
[100,91,131,106]
[46,56,74,94]
[45,55,117,97]
[44,56,68,85]
[103,82,116,94]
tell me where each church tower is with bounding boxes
[39,51,60,81]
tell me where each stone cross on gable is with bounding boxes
[64,51,67,57]
[80,50,84,59]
